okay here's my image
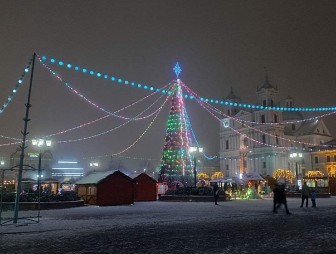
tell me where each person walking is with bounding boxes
[213,182,219,205]
[273,180,291,214]
[300,181,310,208]
[311,189,317,207]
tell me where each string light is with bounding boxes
[39,54,336,112]
[181,81,288,148]
[182,82,332,148]
[83,153,160,161]
[0,60,32,115]
[111,92,170,156]
[39,54,160,96]
[43,84,171,138]
[55,85,173,144]
[39,58,167,121]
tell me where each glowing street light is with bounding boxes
[189,146,204,187]
[290,152,303,186]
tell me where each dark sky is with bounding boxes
[1,0,336,170]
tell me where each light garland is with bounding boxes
[0,83,170,143]
[272,169,295,184]
[182,81,287,148]
[38,57,171,121]
[55,86,172,144]
[39,54,336,112]
[182,82,331,148]
[184,107,218,160]
[43,84,171,138]
[83,153,160,161]
[111,92,170,156]
[0,60,32,116]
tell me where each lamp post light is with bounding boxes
[189,146,203,187]
[290,152,303,187]
[32,138,51,220]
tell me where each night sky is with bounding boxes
[1,1,336,170]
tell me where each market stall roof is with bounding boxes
[242,172,265,181]
[75,171,116,185]
[209,177,240,184]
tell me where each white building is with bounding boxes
[219,74,334,180]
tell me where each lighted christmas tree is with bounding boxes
[158,63,194,187]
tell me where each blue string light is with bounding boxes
[39,54,336,112]
[0,60,32,115]
[184,106,218,160]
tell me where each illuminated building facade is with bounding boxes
[219,74,334,181]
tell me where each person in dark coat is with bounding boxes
[311,189,317,207]
[300,181,310,208]
[273,181,291,214]
[213,182,219,205]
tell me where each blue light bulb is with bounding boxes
[50,58,55,63]
[58,61,64,66]
[67,64,72,68]
[82,68,87,73]
[75,66,79,71]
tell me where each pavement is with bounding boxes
[1,197,336,254]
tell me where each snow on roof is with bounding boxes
[75,171,117,185]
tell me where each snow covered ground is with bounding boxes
[1,197,336,253]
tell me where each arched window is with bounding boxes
[261,115,265,123]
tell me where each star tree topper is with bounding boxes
[173,62,182,79]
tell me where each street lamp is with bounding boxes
[32,139,51,205]
[189,146,203,187]
[290,152,303,187]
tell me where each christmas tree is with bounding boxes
[158,65,193,187]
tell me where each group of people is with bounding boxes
[213,181,317,212]
[273,181,317,214]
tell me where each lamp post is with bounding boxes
[290,152,303,187]
[189,146,203,187]
[32,139,51,221]
[0,160,5,224]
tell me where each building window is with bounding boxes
[261,115,265,123]
[262,134,266,144]
[226,140,229,149]
[270,100,274,107]
[327,156,331,162]
[243,137,248,147]
[292,124,295,131]
[226,164,229,170]
[274,114,278,123]
[315,156,319,164]
[263,100,266,107]
[275,135,279,145]
[263,162,266,168]
[334,155,336,161]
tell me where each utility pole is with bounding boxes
[13,53,36,223]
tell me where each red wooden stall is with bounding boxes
[76,170,134,205]
[132,173,157,201]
